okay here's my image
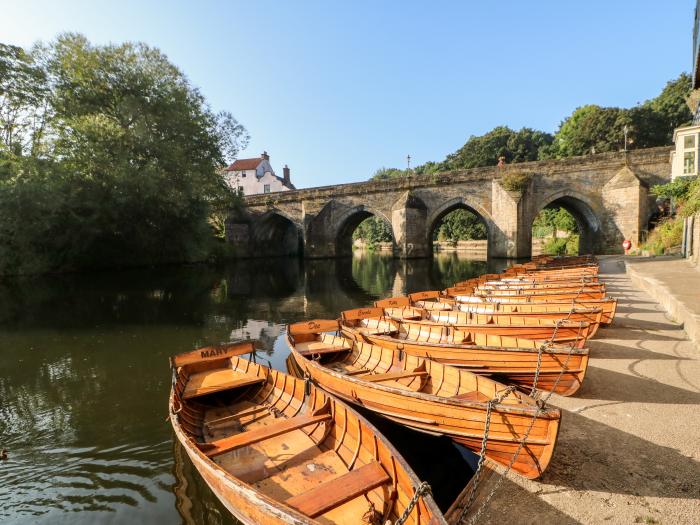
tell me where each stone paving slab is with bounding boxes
[468,256,700,525]
[626,256,700,348]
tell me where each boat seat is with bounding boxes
[296,341,348,356]
[200,410,333,458]
[285,461,390,518]
[183,369,265,400]
[358,369,429,383]
[452,391,490,402]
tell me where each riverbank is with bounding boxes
[470,255,700,524]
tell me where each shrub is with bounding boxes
[501,171,533,193]
[640,216,684,255]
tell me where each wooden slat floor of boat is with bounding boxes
[203,411,332,457]
[183,369,265,399]
[205,402,385,524]
[256,450,385,525]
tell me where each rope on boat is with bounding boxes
[393,481,432,525]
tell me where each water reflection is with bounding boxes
[0,252,506,524]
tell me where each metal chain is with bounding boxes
[456,385,517,521]
[394,481,432,525]
[463,339,577,525]
[459,272,590,523]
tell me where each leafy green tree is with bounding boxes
[352,216,393,246]
[433,209,487,242]
[442,126,553,170]
[647,73,693,139]
[371,166,411,180]
[544,74,692,158]
[532,208,578,238]
[0,34,248,275]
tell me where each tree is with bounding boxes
[371,166,410,180]
[532,207,579,238]
[0,34,248,275]
[442,126,553,170]
[352,216,393,246]
[433,209,487,242]
[647,73,693,140]
[544,73,693,158]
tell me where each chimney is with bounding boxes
[283,164,291,185]
[261,151,270,161]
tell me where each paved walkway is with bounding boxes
[626,256,700,347]
[473,256,700,525]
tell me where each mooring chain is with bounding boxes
[394,481,432,525]
[462,327,580,525]
[459,271,588,524]
[457,385,517,522]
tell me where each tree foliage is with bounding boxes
[352,216,393,246]
[433,209,487,242]
[543,74,692,158]
[441,126,553,171]
[0,34,248,275]
[532,208,579,238]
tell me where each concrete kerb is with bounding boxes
[626,258,700,348]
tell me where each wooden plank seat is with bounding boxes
[285,461,390,518]
[199,404,333,458]
[183,369,265,400]
[452,391,490,402]
[359,369,429,383]
[295,341,349,356]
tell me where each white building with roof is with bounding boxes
[223,151,295,195]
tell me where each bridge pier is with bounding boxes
[392,192,430,258]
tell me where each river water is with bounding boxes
[0,252,509,524]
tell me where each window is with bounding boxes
[684,151,696,175]
[685,134,696,149]
[263,184,270,193]
[241,172,246,178]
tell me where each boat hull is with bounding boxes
[344,327,589,396]
[287,340,561,480]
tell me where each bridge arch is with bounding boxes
[250,210,304,256]
[531,190,601,255]
[427,197,494,255]
[333,205,396,257]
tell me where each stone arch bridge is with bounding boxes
[228,147,671,258]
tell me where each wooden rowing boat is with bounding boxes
[384,307,604,338]
[285,321,561,480]
[342,307,592,347]
[338,318,589,396]
[169,341,449,525]
[447,296,617,326]
[381,293,616,327]
[454,289,607,302]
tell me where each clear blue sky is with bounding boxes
[1,0,694,188]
